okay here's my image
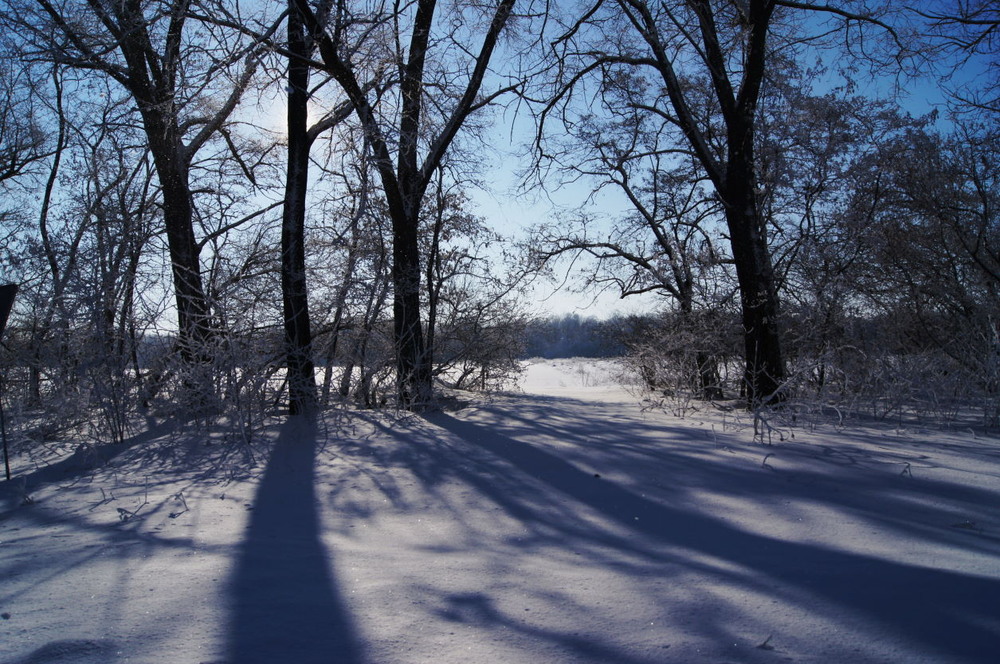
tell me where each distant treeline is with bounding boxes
[523,314,626,359]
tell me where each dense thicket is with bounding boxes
[0,0,996,456]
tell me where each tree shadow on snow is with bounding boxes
[226,416,364,664]
[425,407,1000,663]
[0,420,174,510]
[8,638,121,664]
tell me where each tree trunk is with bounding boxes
[723,163,786,406]
[392,209,432,407]
[281,0,318,416]
[144,114,213,362]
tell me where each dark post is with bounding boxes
[1,283,18,480]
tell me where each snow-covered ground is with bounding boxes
[2,358,999,663]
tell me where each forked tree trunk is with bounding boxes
[620,0,787,407]
[297,0,517,410]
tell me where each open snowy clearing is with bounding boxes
[1,358,999,663]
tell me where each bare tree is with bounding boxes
[756,83,930,397]
[525,82,730,397]
[295,0,524,408]
[871,129,999,351]
[308,131,387,405]
[537,0,908,406]
[423,171,528,391]
[0,64,164,440]
[0,48,46,189]
[7,0,272,380]
[280,0,364,416]
[916,0,1000,117]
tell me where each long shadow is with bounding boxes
[227,416,365,664]
[428,410,1000,663]
[475,396,1000,552]
[0,421,174,510]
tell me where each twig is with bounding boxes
[756,634,775,650]
[89,486,116,511]
[118,478,150,522]
[169,491,189,518]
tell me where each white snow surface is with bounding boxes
[2,358,999,663]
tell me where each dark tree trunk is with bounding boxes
[115,1,215,364]
[723,197,785,405]
[31,0,265,409]
[694,351,723,400]
[722,0,786,405]
[677,283,724,401]
[153,152,213,358]
[131,108,215,410]
[391,208,432,407]
[722,102,786,406]
[281,1,318,416]
[387,0,436,409]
